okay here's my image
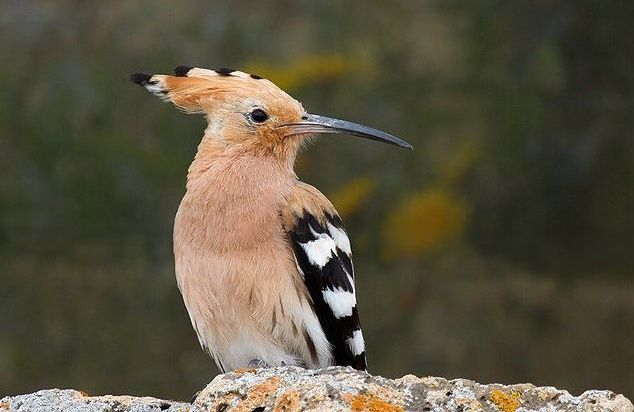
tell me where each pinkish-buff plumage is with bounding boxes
[131,66,393,372]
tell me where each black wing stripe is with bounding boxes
[337,249,354,279]
[288,211,367,371]
[320,257,354,292]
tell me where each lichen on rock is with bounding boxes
[1,366,632,411]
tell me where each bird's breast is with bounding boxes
[176,153,295,250]
[172,174,308,365]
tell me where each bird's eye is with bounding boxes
[250,108,268,123]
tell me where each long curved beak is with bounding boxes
[278,113,413,150]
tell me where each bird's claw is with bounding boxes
[248,358,270,369]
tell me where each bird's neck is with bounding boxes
[176,140,296,250]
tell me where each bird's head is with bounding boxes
[130,66,411,168]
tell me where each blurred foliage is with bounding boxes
[383,188,467,260]
[246,53,353,92]
[329,176,377,219]
[1,0,633,400]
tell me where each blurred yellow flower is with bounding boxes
[383,188,468,260]
[330,176,377,220]
[245,53,353,92]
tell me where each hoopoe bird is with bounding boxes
[130,66,411,373]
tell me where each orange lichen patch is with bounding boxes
[234,368,257,375]
[342,392,403,412]
[236,377,281,411]
[1,401,9,410]
[367,385,404,405]
[274,390,300,411]
[489,389,521,412]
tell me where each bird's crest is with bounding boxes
[129,66,299,116]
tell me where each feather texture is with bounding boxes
[282,183,367,371]
[132,65,382,373]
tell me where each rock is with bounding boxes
[0,389,190,412]
[2,366,632,411]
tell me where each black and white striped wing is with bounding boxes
[286,211,367,371]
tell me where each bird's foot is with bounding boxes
[248,358,270,369]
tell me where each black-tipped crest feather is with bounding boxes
[129,72,153,86]
[173,65,193,77]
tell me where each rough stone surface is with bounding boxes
[0,389,191,412]
[2,366,632,411]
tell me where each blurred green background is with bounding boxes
[2,0,633,401]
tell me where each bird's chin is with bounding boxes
[281,133,316,154]
[263,135,303,167]
[299,132,320,146]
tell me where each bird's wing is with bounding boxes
[281,182,367,371]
